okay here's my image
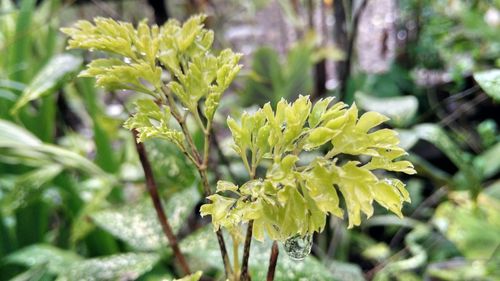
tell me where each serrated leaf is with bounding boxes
[304,127,338,150]
[308,97,334,128]
[304,162,343,218]
[61,17,137,58]
[124,99,183,145]
[80,58,161,95]
[474,69,500,101]
[216,180,238,193]
[11,54,82,114]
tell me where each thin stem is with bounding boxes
[266,241,279,281]
[232,234,241,279]
[239,220,254,281]
[199,131,233,277]
[179,142,201,169]
[162,85,202,163]
[192,105,207,134]
[160,85,233,278]
[201,121,212,170]
[132,130,191,275]
[240,150,252,176]
[216,228,233,278]
[240,151,256,280]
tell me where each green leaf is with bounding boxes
[0,120,107,177]
[304,162,343,218]
[11,54,83,114]
[204,96,415,240]
[355,91,418,127]
[79,58,161,95]
[433,191,500,265]
[1,164,62,214]
[308,97,334,128]
[215,180,238,193]
[413,123,472,172]
[474,69,500,101]
[304,127,338,150]
[124,99,183,145]
[56,253,160,281]
[92,187,200,251]
[473,141,500,179]
[6,244,83,275]
[200,194,237,230]
[327,261,365,281]
[61,17,138,59]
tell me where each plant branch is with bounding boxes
[198,120,233,278]
[160,82,233,279]
[216,228,233,278]
[240,153,257,280]
[266,241,279,281]
[161,85,203,164]
[239,220,254,281]
[132,129,191,275]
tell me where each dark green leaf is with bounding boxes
[355,91,418,127]
[474,69,500,101]
[6,244,82,275]
[11,54,83,114]
[56,253,159,281]
[92,187,200,250]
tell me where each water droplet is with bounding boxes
[280,122,287,132]
[284,234,313,261]
[123,57,132,64]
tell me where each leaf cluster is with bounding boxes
[62,15,241,146]
[201,96,415,241]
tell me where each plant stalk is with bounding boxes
[132,130,191,275]
[239,220,254,281]
[266,241,279,281]
[160,85,233,278]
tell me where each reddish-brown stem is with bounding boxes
[266,241,279,281]
[200,169,233,277]
[132,130,191,275]
[239,220,254,281]
[216,228,233,278]
[161,85,233,278]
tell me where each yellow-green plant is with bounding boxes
[62,14,415,281]
[201,96,415,242]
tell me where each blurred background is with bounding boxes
[0,0,499,280]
